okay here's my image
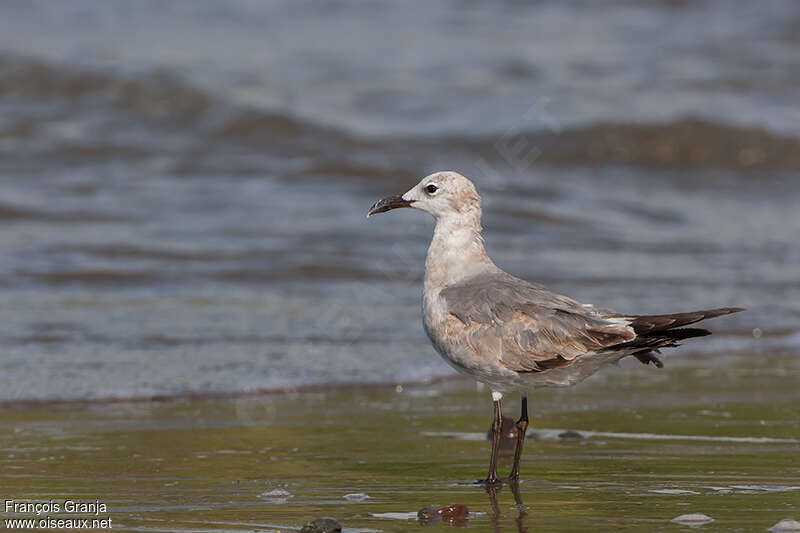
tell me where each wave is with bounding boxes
[447,117,800,171]
[3,54,800,171]
[20,269,158,285]
[0,54,211,123]
[57,244,272,262]
[0,203,134,223]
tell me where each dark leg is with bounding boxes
[481,396,503,485]
[508,394,529,480]
[485,482,501,533]
[508,478,528,533]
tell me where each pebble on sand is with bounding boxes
[417,505,440,523]
[417,504,469,525]
[438,504,469,521]
[300,517,342,533]
[260,488,293,503]
[671,513,714,526]
[344,492,370,501]
[769,518,800,532]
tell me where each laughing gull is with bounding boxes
[367,171,743,485]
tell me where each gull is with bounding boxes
[367,171,743,485]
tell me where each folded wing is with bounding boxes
[440,273,743,373]
[440,273,636,372]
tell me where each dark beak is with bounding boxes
[366,195,415,217]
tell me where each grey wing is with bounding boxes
[440,273,635,372]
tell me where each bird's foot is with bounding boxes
[472,475,523,486]
[474,476,503,487]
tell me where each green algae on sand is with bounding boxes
[0,353,798,532]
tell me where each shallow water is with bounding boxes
[2,354,798,531]
[1,4,798,530]
[0,1,798,401]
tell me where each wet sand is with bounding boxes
[1,4,798,530]
[1,352,798,532]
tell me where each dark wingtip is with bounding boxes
[666,327,711,340]
[703,307,746,320]
[702,307,745,316]
[631,307,744,335]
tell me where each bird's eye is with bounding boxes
[425,184,439,194]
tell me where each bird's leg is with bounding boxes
[508,394,529,481]
[508,478,528,533]
[481,392,503,485]
[485,482,502,533]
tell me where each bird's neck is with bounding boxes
[424,216,497,290]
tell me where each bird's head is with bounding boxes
[367,171,481,222]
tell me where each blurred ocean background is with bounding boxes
[0,0,798,402]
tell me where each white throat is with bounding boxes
[423,213,497,290]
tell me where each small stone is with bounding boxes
[417,505,441,524]
[438,503,469,525]
[260,488,292,503]
[344,492,370,501]
[671,513,714,526]
[769,519,800,532]
[438,504,468,519]
[300,517,342,533]
[558,430,584,440]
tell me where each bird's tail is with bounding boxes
[629,307,744,335]
[606,307,744,368]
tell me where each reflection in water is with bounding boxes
[486,480,528,533]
